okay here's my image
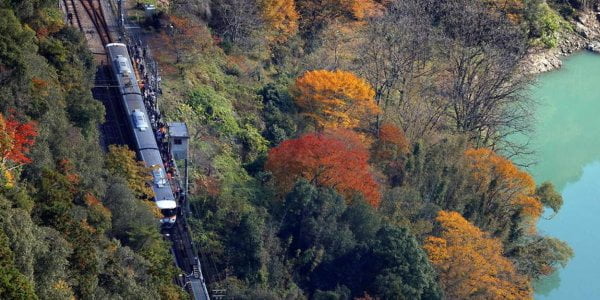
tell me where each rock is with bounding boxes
[523,50,563,74]
[575,22,589,38]
[587,41,600,53]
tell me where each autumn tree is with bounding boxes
[372,123,410,186]
[350,0,382,20]
[106,145,154,200]
[292,70,379,129]
[0,114,37,169]
[463,148,542,236]
[259,0,299,43]
[373,123,409,160]
[424,210,532,299]
[265,129,380,206]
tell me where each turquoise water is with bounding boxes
[530,51,600,299]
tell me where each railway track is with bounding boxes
[63,0,83,30]
[64,0,113,47]
[79,0,113,46]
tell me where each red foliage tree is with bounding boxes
[265,129,380,206]
[0,114,38,168]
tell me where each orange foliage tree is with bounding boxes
[371,123,410,186]
[0,113,38,169]
[424,211,532,299]
[464,148,542,223]
[374,123,409,159]
[292,70,379,129]
[259,0,299,43]
[265,129,380,206]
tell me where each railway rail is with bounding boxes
[79,0,113,46]
[63,0,83,31]
[63,0,113,47]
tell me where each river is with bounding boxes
[528,51,600,299]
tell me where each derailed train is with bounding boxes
[106,43,178,225]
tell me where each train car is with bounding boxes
[105,43,177,225]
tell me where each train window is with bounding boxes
[174,138,182,145]
[161,208,177,218]
[132,109,148,131]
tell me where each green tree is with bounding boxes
[0,8,36,85]
[279,180,356,269]
[509,236,572,279]
[227,212,265,282]
[259,83,297,145]
[103,179,156,245]
[368,226,442,299]
[0,230,37,300]
[536,182,563,215]
[524,0,563,48]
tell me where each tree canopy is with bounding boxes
[424,211,532,299]
[0,113,37,168]
[106,145,154,200]
[259,0,299,43]
[292,70,379,129]
[266,129,380,206]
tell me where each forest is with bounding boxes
[0,0,589,299]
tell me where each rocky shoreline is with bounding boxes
[525,11,600,74]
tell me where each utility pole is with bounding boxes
[118,0,124,30]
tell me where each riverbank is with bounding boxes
[525,10,600,74]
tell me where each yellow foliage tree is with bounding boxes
[292,70,379,129]
[424,211,532,299]
[351,0,383,20]
[259,0,299,43]
[106,145,154,200]
[464,148,542,220]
